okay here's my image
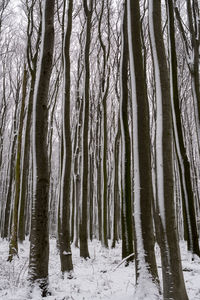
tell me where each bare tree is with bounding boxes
[28,0,55,295]
[18,0,42,243]
[167,0,200,257]
[59,0,73,275]
[127,0,160,296]
[149,0,188,298]
[120,1,133,261]
[8,63,28,261]
[80,0,93,259]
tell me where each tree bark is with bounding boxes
[59,0,73,275]
[18,3,42,243]
[127,0,160,296]
[120,2,133,261]
[8,65,28,261]
[80,0,93,259]
[28,0,55,295]
[149,0,188,298]
[167,0,200,257]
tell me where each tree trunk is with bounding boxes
[111,120,120,248]
[3,101,19,239]
[96,101,102,242]
[80,0,93,259]
[8,65,28,261]
[127,0,160,296]
[59,0,73,275]
[120,3,133,261]
[28,0,55,295]
[18,7,42,243]
[149,0,188,298]
[167,0,200,257]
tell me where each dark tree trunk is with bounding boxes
[73,99,83,248]
[18,9,42,243]
[28,0,55,295]
[89,151,94,241]
[120,2,133,261]
[167,0,200,257]
[59,0,73,275]
[96,102,102,242]
[149,0,188,298]
[128,0,159,292]
[80,0,93,259]
[111,121,120,249]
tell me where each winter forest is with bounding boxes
[0,0,200,299]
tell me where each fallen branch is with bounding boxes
[112,253,135,272]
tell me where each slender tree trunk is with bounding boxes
[175,1,200,145]
[72,46,84,247]
[59,0,73,275]
[186,0,200,127]
[167,0,200,257]
[149,1,188,298]
[127,0,160,296]
[3,103,18,239]
[73,99,83,247]
[111,121,120,248]
[89,151,94,241]
[8,65,28,261]
[102,90,109,248]
[28,0,55,295]
[80,0,93,259]
[120,3,133,261]
[18,11,42,243]
[96,102,102,242]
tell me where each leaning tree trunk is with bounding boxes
[149,0,188,299]
[28,0,55,296]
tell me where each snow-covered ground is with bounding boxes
[0,239,200,299]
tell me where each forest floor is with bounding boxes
[0,239,200,299]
